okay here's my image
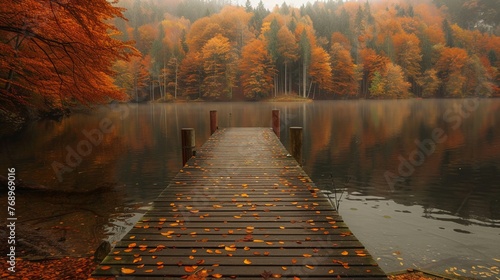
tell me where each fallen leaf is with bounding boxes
[305,265,315,270]
[128,243,137,248]
[145,269,154,273]
[100,266,111,270]
[341,251,349,256]
[294,277,301,280]
[303,254,312,258]
[328,269,334,274]
[212,273,223,278]
[184,266,198,273]
[225,246,237,252]
[282,266,288,271]
[161,231,175,236]
[272,274,282,278]
[244,259,252,264]
[121,268,135,274]
[291,258,297,264]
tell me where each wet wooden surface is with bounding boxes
[92,127,386,279]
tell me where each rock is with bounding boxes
[94,240,111,263]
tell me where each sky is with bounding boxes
[245,0,313,10]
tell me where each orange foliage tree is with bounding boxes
[201,35,237,99]
[239,39,275,99]
[0,0,134,116]
[330,43,358,96]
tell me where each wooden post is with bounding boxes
[210,110,218,135]
[181,128,195,166]
[272,109,280,139]
[289,127,302,165]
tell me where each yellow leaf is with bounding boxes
[328,269,334,274]
[244,259,252,265]
[161,231,175,236]
[225,246,237,252]
[121,267,135,274]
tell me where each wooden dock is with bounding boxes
[92,127,386,279]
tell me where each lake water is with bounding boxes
[1,99,499,278]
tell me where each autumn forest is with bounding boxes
[1,0,500,121]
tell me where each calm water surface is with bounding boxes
[1,99,499,277]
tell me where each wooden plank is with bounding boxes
[92,128,386,279]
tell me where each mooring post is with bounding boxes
[289,127,302,165]
[210,110,218,135]
[181,128,195,166]
[272,109,280,139]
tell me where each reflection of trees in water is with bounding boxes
[423,207,500,229]
[307,99,500,225]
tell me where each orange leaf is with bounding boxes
[305,265,315,270]
[291,258,297,264]
[294,277,301,280]
[196,259,205,265]
[184,266,198,273]
[121,268,135,274]
[225,246,237,252]
[100,266,111,270]
[272,274,282,278]
[341,251,349,255]
[243,259,252,264]
[303,254,312,258]
[145,269,154,273]
[213,273,223,278]
[161,231,175,236]
[128,243,137,248]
